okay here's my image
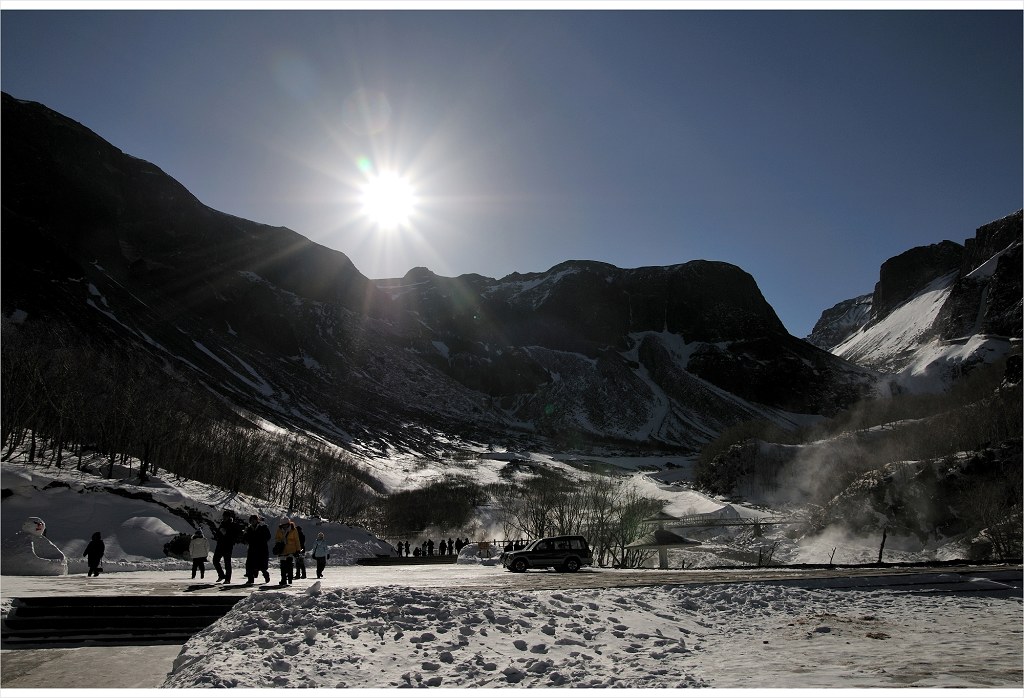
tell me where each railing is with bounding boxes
[669,514,806,528]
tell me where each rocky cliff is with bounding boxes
[808,210,1022,390]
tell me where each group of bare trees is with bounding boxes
[368,474,488,540]
[489,472,665,568]
[1,319,379,522]
[1,319,209,480]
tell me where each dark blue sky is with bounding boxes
[3,9,1021,337]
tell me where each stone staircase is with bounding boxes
[1,595,244,647]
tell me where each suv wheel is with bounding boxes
[564,558,580,573]
[511,558,528,573]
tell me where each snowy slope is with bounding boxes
[818,214,1021,394]
[832,271,956,373]
[831,243,1021,394]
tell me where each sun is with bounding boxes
[360,172,417,229]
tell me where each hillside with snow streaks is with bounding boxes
[813,211,1021,394]
[833,271,956,373]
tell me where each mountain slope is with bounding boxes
[1,92,876,463]
[808,210,1022,392]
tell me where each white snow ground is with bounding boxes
[161,568,1023,691]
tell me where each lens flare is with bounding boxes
[342,89,392,136]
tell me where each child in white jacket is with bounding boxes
[189,530,211,579]
[309,532,329,579]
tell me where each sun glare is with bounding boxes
[360,172,417,229]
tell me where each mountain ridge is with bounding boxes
[5,91,1006,467]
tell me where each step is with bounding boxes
[1,595,244,648]
[356,555,457,565]
[11,603,236,618]
[3,614,224,631]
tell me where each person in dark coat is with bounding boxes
[294,524,307,579]
[404,541,410,557]
[212,511,241,584]
[439,539,448,556]
[243,515,271,585]
[83,532,104,576]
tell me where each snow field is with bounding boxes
[163,580,1022,690]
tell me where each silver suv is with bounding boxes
[500,535,593,573]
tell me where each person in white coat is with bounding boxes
[189,530,211,579]
[309,532,329,579]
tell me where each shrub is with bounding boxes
[164,532,192,559]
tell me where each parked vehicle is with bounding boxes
[500,535,593,573]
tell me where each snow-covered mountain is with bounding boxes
[808,210,1022,393]
[1,92,876,462]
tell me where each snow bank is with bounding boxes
[164,578,1023,689]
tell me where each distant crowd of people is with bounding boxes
[394,536,469,558]
[182,510,330,587]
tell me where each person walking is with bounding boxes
[212,511,241,584]
[310,532,329,579]
[404,541,410,557]
[83,532,104,577]
[439,539,448,556]
[189,530,210,580]
[294,524,307,579]
[243,515,271,585]
[274,518,301,586]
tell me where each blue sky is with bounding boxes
[2,8,1020,337]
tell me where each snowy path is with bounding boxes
[1,562,1018,598]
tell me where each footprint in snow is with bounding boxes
[554,638,585,647]
[502,667,527,684]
